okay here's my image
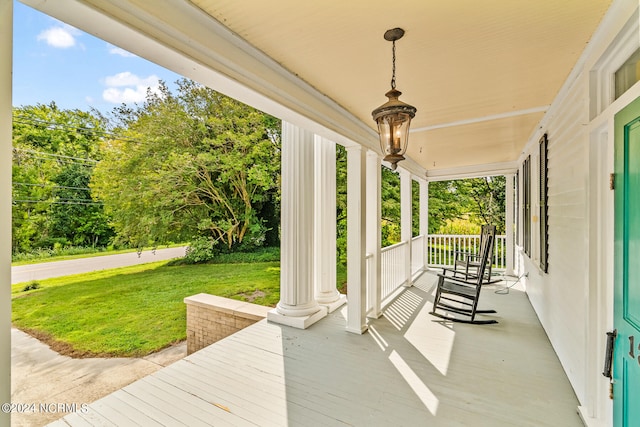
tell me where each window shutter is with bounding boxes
[523,156,531,257]
[539,134,549,273]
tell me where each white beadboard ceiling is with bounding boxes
[21,0,613,175]
[188,0,611,173]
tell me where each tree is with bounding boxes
[11,103,113,253]
[428,176,506,234]
[455,176,506,233]
[92,79,281,251]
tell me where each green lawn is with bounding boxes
[11,261,281,357]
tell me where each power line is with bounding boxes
[12,115,147,145]
[13,199,103,206]
[13,182,92,191]
[12,147,98,163]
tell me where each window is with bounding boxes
[523,156,531,257]
[539,134,549,273]
[615,47,640,100]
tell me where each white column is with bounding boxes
[366,150,382,319]
[505,173,515,275]
[346,145,367,334]
[399,168,412,287]
[0,1,12,425]
[314,135,346,312]
[419,178,429,271]
[268,122,327,329]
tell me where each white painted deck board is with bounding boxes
[52,272,583,427]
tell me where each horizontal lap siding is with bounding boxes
[526,71,588,403]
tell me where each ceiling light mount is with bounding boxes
[372,27,416,171]
[383,27,405,42]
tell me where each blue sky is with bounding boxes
[13,1,182,113]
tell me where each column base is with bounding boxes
[346,324,369,334]
[318,294,347,313]
[267,306,327,329]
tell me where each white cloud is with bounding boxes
[37,25,80,48]
[102,72,161,104]
[108,45,136,58]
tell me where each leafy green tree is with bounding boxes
[428,180,465,234]
[11,103,113,253]
[453,176,506,233]
[92,79,281,252]
[381,167,401,245]
[49,164,113,247]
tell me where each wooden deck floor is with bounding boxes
[49,272,583,426]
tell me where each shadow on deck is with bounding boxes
[51,271,582,427]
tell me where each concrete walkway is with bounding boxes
[10,328,186,427]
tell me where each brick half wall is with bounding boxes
[184,293,271,354]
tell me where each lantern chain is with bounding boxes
[391,40,397,90]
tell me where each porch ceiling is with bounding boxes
[20,0,613,175]
[190,0,612,173]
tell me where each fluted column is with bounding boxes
[366,150,382,319]
[314,136,346,312]
[419,178,429,271]
[400,168,413,287]
[346,145,367,334]
[267,122,327,329]
[505,173,515,275]
[0,1,12,424]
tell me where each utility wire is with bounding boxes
[13,199,103,206]
[12,147,98,163]
[13,182,92,191]
[12,116,147,145]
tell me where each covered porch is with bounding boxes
[3,1,637,426]
[50,271,581,426]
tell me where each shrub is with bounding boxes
[22,281,40,292]
[183,237,218,264]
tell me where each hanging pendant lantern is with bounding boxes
[371,28,416,170]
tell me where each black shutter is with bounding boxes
[515,170,519,246]
[523,156,531,257]
[539,134,549,273]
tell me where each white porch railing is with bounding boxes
[411,235,425,276]
[365,233,504,315]
[380,241,407,301]
[426,234,506,269]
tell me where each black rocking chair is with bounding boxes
[431,234,498,324]
[445,224,497,284]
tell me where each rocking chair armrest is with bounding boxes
[454,250,473,257]
[436,273,478,287]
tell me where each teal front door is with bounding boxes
[614,96,640,427]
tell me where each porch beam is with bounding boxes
[400,168,412,287]
[314,136,346,312]
[505,173,515,275]
[366,150,382,319]
[268,122,327,329]
[0,0,11,424]
[346,145,367,334]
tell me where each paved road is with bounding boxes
[11,246,187,284]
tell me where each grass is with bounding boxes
[12,260,281,357]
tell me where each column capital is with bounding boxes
[345,144,364,153]
[397,167,412,178]
[366,149,381,159]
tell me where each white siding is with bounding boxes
[516,3,640,425]
[521,69,590,404]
